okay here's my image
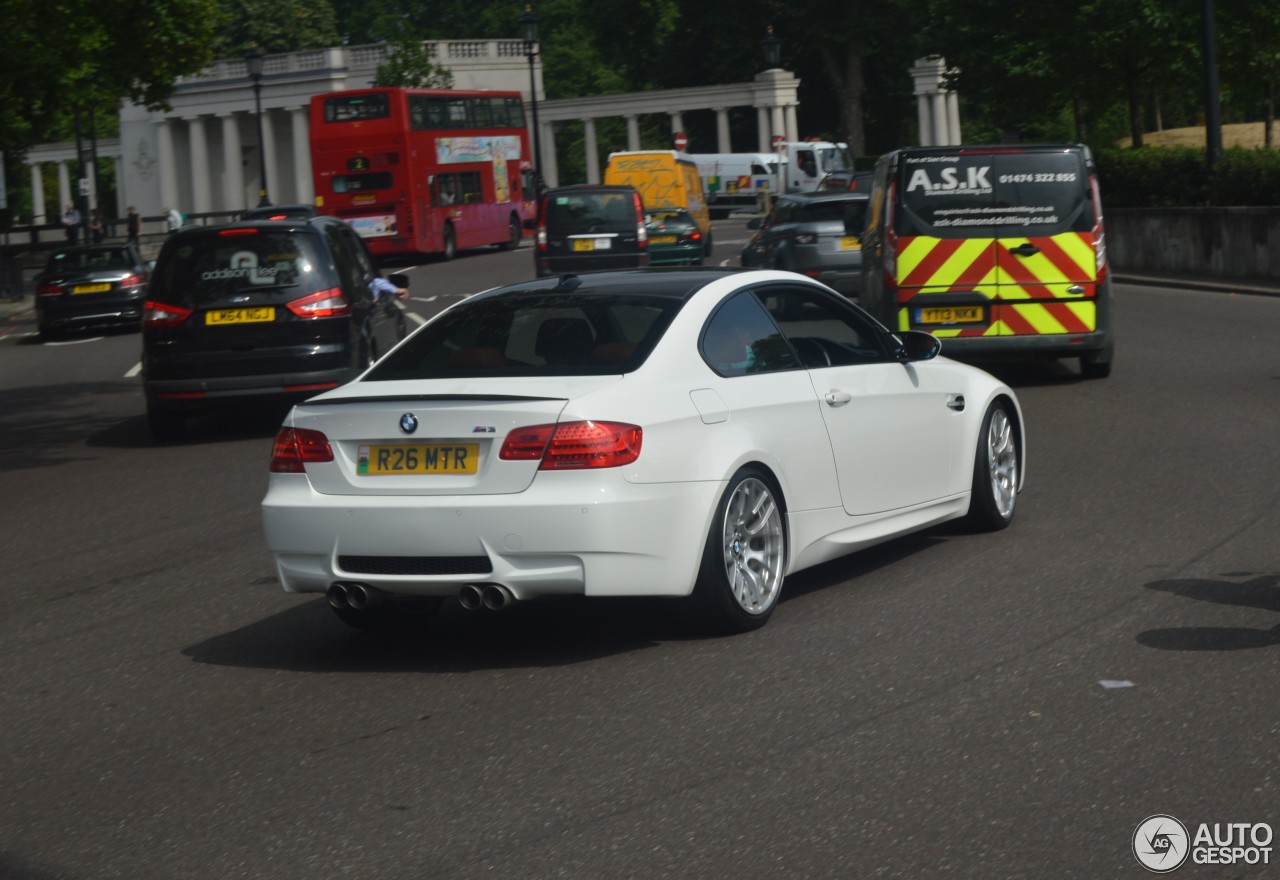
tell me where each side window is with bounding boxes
[701,291,797,377]
[324,225,364,299]
[342,227,378,281]
[757,285,891,367]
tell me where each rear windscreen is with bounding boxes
[367,291,683,379]
[545,193,637,234]
[47,248,134,271]
[800,200,868,230]
[896,151,1092,238]
[150,232,334,306]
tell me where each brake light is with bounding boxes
[37,281,63,297]
[287,287,350,318]
[120,273,145,288]
[499,421,642,469]
[686,231,702,242]
[142,300,193,328]
[634,193,648,247]
[270,427,334,472]
[1089,174,1108,279]
[219,228,260,236]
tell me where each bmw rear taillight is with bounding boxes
[686,230,703,243]
[499,421,642,469]
[287,287,350,318]
[120,274,145,288]
[37,282,62,297]
[270,427,334,472]
[142,301,193,328]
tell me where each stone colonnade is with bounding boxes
[911,55,962,147]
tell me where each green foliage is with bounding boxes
[375,41,455,89]
[1094,146,1280,208]
[214,0,338,55]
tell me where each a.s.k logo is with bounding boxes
[1134,814,1190,872]
[399,413,418,435]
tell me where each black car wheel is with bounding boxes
[964,401,1019,532]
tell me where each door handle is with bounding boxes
[946,394,966,412]
[824,390,852,407]
[1009,243,1040,257]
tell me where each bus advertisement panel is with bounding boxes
[309,88,534,259]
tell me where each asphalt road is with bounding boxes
[1,220,1278,879]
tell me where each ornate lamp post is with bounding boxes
[245,47,271,207]
[519,5,545,194]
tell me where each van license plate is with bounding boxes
[206,307,276,325]
[838,236,861,250]
[358,443,480,475]
[916,306,983,324]
[572,238,611,252]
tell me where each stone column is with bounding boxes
[670,111,684,140]
[917,95,933,146]
[57,162,71,212]
[261,110,278,204]
[715,108,731,152]
[931,94,949,147]
[757,107,770,152]
[30,163,47,224]
[947,91,962,145]
[541,121,558,188]
[220,113,245,211]
[112,158,125,218]
[584,118,599,184]
[157,119,179,212]
[785,105,799,143]
[291,108,312,204]
[188,116,211,214]
[625,115,640,151]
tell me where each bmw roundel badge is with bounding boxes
[399,413,418,434]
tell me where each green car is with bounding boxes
[645,210,706,266]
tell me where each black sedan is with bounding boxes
[35,244,150,339]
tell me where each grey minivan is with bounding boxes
[535,184,650,276]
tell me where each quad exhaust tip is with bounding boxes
[327,582,385,610]
[458,584,514,611]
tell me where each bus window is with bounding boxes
[333,172,394,193]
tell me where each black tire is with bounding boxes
[692,468,787,633]
[147,405,185,444]
[499,214,521,251]
[964,401,1019,532]
[37,324,59,342]
[441,224,457,261]
[332,596,444,632]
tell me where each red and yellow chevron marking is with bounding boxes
[894,231,1100,337]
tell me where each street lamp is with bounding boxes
[761,25,782,70]
[519,5,545,194]
[245,47,271,207]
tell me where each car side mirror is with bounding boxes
[386,272,410,289]
[746,218,761,230]
[895,330,941,361]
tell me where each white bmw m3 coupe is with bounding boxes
[262,268,1024,633]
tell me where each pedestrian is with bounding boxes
[125,206,141,245]
[90,208,105,244]
[369,275,409,302]
[62,202,82,245]
[165,206,183,234]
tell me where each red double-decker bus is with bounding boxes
[309,88,536,259]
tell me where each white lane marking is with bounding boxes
[407,312,427,325]
[125,362,142,378]
[45,336,104,345]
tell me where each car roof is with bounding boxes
[477,268,740,302]
[240,204,319,220]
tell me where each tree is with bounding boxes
[213,0,339,56]
[375,41,455,89]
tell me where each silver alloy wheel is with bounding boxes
[986,408,1018,519]
[720,477,785,615]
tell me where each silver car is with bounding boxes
[740,192,869,298]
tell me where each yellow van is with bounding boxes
[604,151,712,254]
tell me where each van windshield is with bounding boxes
[545,192,638,234]
[896,150,1092,238]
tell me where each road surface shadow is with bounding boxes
[1137,572,1280,651]
[87,402,289,450]
[183,532,951,673]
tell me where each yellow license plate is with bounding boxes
[917,306,983,324]
[572,239,596,252]
[205,307,276,325]
[838,236,861,250]
[72,283,112,294]
[359,444,479,475]
[651,235,677,245]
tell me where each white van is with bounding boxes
[779,141,854,194]
[688,152,783,218]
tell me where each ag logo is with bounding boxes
[1134,814,1190,872]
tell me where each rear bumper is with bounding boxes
[933,327,1113,359]
[144,367,355,410]
[37,294,145,328]
[262,471,722,600]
